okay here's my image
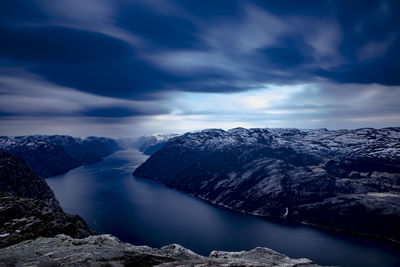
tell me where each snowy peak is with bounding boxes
[168,127,400,160]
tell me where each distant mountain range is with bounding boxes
[134,127,400,243]
[119,133,179,155]
[0,135,120,177]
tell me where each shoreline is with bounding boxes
[134,174,400,248]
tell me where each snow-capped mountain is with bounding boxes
[0,135,120,177]
[167,127,400,160]
[134,127,400,242]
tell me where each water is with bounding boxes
[46,149,400,267]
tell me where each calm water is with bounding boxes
[46,149,400,267]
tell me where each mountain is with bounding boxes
[0,152,95,248]
[0,135,121,177]
[119,133,180,155]
[134,127,400,243]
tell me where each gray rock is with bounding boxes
[0,193,96,248]
[0,234,323,267]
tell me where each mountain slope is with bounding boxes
[0,152,95,248]
[0,152,60,208]
[0,135,121,177]
[134,127,400,242]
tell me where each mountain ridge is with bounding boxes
[0,135,121,177]
[134,127,400,243]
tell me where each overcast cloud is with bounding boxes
[0,0,399,137]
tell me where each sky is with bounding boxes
[0,0,399,138]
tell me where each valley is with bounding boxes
[47,148,400,267]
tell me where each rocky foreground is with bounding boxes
[0,234,322,267]
[134,127,400,243]
[0,193,96,248]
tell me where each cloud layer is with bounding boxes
[0,0,399,136]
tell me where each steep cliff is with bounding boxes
[0,153,95,248]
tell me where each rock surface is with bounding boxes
[0,152,59,208]
[134,127,400,242]
[0,193,96,248]
[0,234,322,267]
[0,153,95,248]
[0,135,120,177]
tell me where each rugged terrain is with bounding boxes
[0,148,324,266]
[0,152,95,248]
[0,152,59,207]
[0,135,120,177]
[134,127,400,242]
[0,234,321,267]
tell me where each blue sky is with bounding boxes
[0,0,399,137]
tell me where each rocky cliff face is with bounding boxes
[0,153,95,248]
[0,135,121,177]
[0,152,59,208]
[134,127,400,242]
[0,193,96,248]
[0,234,322,267]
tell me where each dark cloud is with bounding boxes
[0,26,133,64]
[0,111,13,117]
[261,47,307,68]
[83,107,167,117]
[253,0,332,17]
[118,6,208,50]
[34,58,181,99]
[1,0,399,97]
[316,37,400,85]
[175,0,241,19]
[0,0,47,25]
